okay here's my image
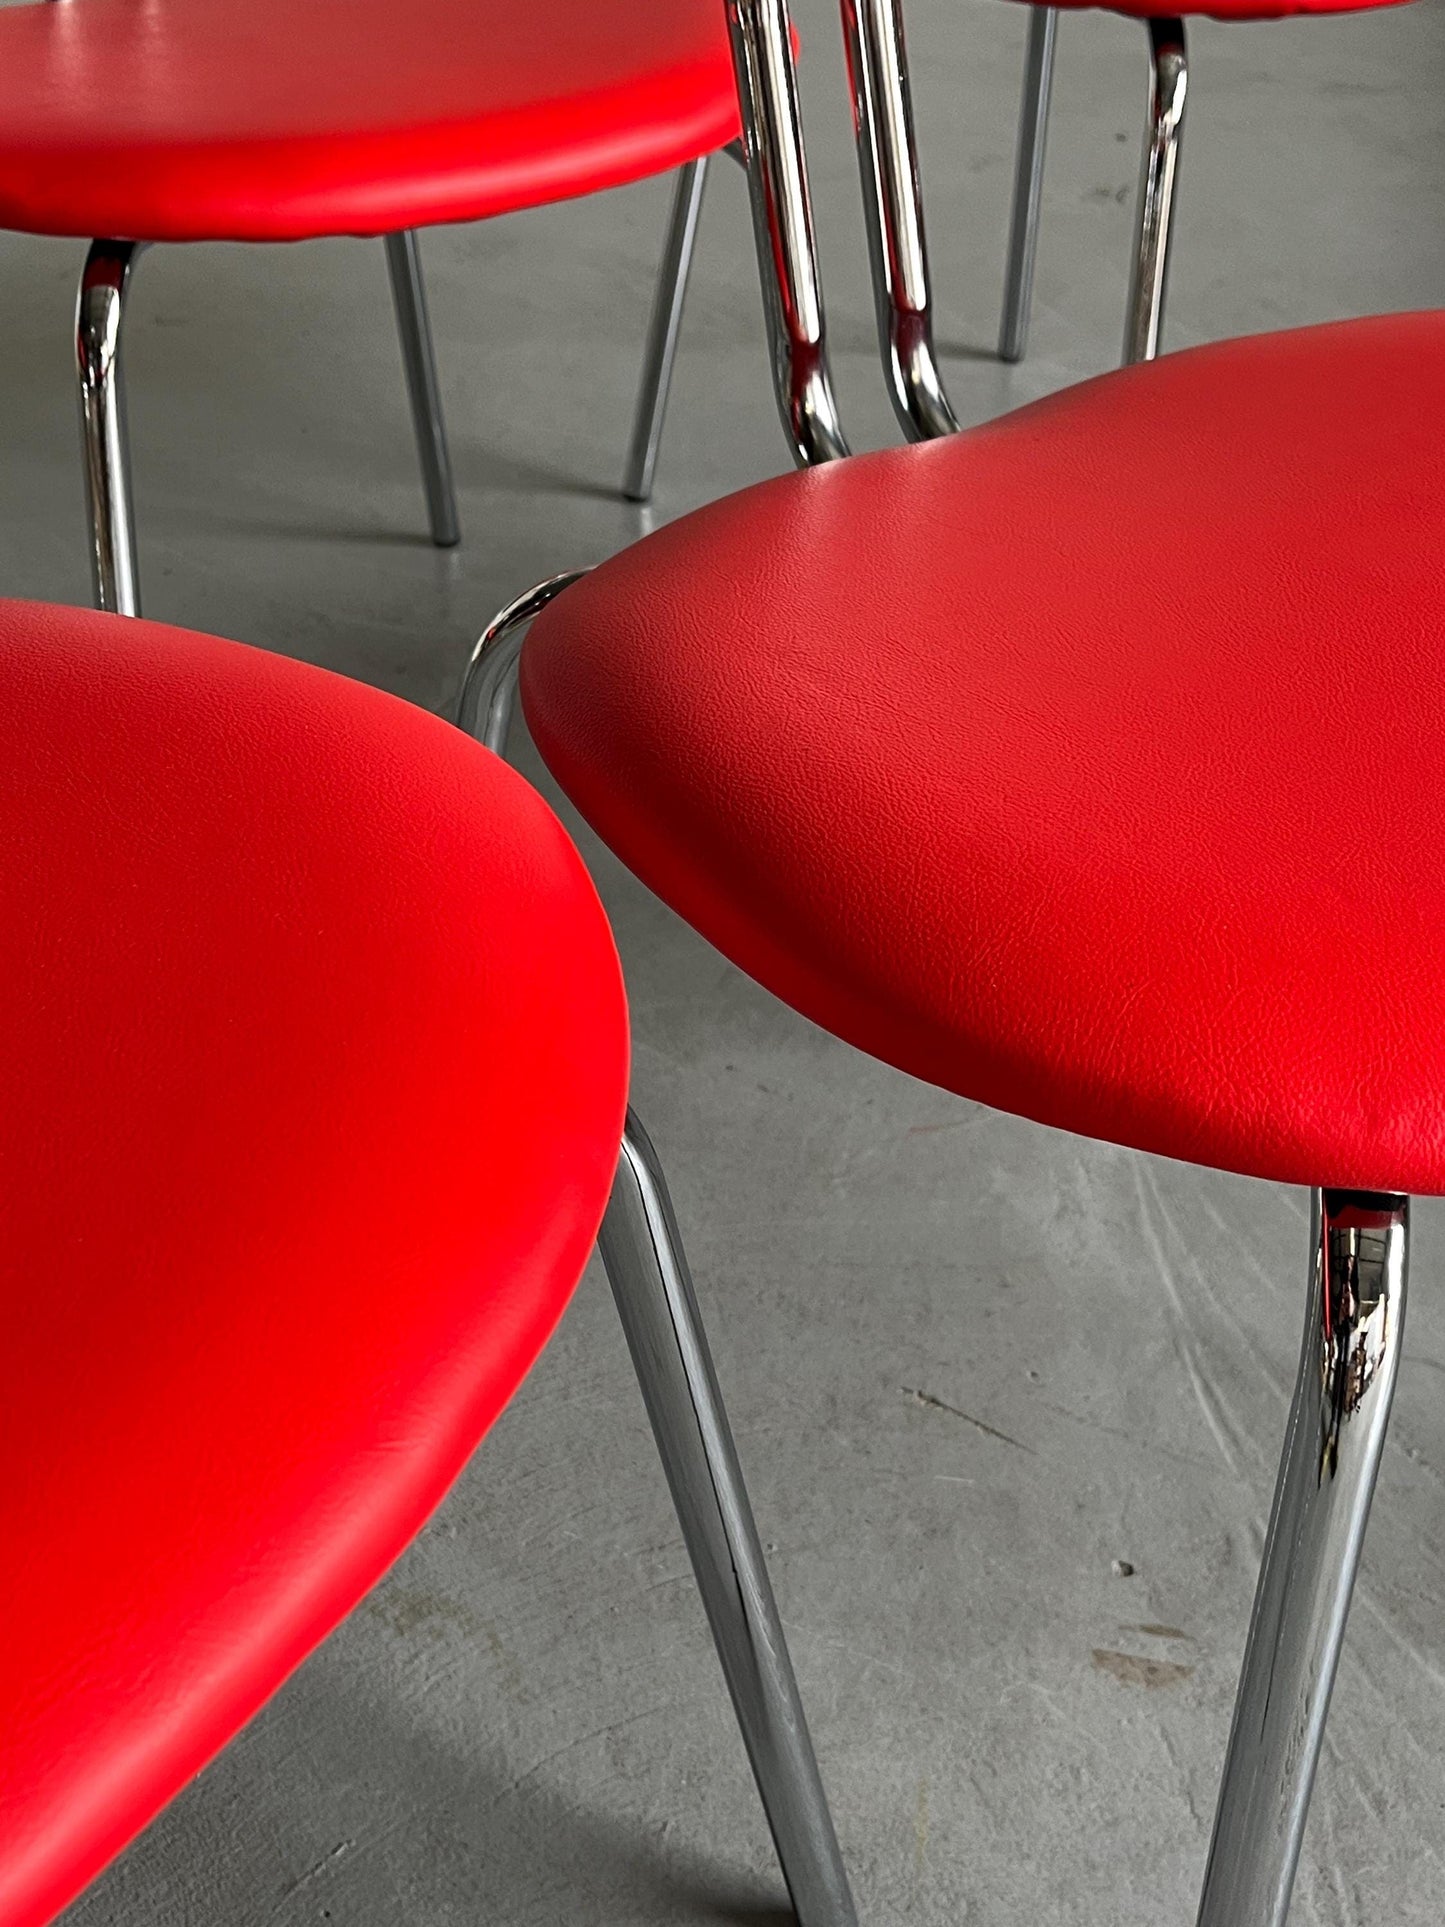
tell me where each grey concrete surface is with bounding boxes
[6,0,1442,1920]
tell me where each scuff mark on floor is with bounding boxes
[271,1840,353,1914]
[1030,1390,1211,1470]
[1091,1648,1196,1689]
[902,1386,1036,1454]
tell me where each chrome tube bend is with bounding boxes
[840,0,959,440]
[454,570,588,757]
[727,0,850,466]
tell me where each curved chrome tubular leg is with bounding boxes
[76,239,144,616]
[727,0,851,467]
[599,1111,858,1927]
[998,7,1058,365]
[623,157,711,505]
[1123,15,1187,366]
[1196,1190,1408,1927]
[840,0,958,441]
[384,230,461,549]
[454,570,587,756]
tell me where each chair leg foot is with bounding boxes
[623,157,711,505]
[76,239,144,616]
[454,571,587,758]
[599,1110,859,1927]
[998,6,1058,365]
[1123,15,1187,366]
[384,229,460,548]
[1196,1190,1408,1927]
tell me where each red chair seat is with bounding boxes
[0,604,628,1927]
[523,312,1445,1195]
[0,0,740,242]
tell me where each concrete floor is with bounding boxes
[7,0,1444,1920]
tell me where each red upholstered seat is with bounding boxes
[0,0,740,242]
[523,311,1445,1196]
[0,604,628,1927]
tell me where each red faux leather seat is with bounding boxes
[0,603,628,1927]
[521,310,1445,1194]
[0,0,741,241]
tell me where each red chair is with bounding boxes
[0,600,852,1926]
[830,0,1411,450]
[466,308,1445,1919]
[992,0,1412,364]
[0,0,847,617]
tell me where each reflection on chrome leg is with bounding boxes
[623,157,712,504]
[76,239,144,616]
[1123,15,1187,366]
[384,229,461,548]
[998,7,1058,365]
[1197,1189,1407,1927]
[600,1110,859,1927]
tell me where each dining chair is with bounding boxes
[831,0,1411,446]
[4,11,859,1913]
[461,303,1445,1922]
[0,591,852,1927]
[993,0,1411,366]
[0,0,846,618]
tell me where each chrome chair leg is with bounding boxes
[599,1110,858,1927]
[623,157,712,504]
[383,229,461,548]
[76,239,144,616]
[727,0,851,467]
[998,6,1058,365]
[1197,1190,1407,1927]
[840,0,958,440]
[1123,15,1187,366]
[455,570,587,757]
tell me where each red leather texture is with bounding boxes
[1012,0,1406,17]
[0,603,628,1927]
[0,0,741,242]
[524,312,1445,1196]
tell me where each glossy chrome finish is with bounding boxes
[998,7,1058,365]
[727,0,850,467]
[455,570,587,756]
[600,1111,858,1927]
[1124,16,1187,366]
[1197,1189,1408,1927]
[840,0,958,441]
[76,239,144,617]
[384,229,461,549]
[623,156,711,504]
